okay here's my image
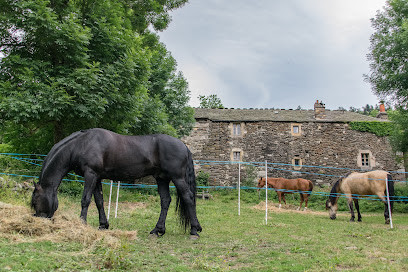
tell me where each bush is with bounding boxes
[196,170,210,187]
[58,180,84,198]
[242,164,258,187]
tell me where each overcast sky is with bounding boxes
[159,0,388,110]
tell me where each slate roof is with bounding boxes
[194,108,388,123]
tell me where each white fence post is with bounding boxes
[238,163,241,216]
[265,160,268,225]
[386,176,393,229]
[107,180,113,220]
[115,181,120,218]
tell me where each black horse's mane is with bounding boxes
[329,172,353,204]
[39,130,87,183]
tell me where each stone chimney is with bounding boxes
[314,100,326,120]
[376,102,388,120]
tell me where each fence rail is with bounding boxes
[1,153,407,202]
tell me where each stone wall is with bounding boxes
[183,120,403,187]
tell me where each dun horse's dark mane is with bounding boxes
[39,130,87,183]
[329,172,353,204]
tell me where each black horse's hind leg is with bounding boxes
[80,169,99,224]
[173,178,202,237]
[353,198,362,222]
[94,181,109,229]
[150,179,171,237]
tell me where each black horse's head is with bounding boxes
[31,182,58,218]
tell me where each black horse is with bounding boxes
[31,128,202,238]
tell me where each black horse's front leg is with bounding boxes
[80,169,98,225]
[150,180,171,237]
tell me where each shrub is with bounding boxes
[196,170,210,187]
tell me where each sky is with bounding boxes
[159,0,388,110]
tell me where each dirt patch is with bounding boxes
[0,202,137,248]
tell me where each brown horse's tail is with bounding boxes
[307,180,314,195]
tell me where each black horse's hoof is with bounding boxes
[98,224,109,230]
[190,234,200,240]
[385,218,390,224]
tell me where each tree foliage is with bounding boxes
[0,0,193,153]
[198,94,224,109]
[389,109,408,152]
[366,0,408,106]
[349,121,394,137]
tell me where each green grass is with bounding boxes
[1,181,408,271]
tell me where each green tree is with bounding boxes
[365,0,408,106]
[198,94,224,109]
[389,109,408,177]
[0,0,192,153]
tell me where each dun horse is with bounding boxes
[257,177,314,210]
[325,170,394,224]
[31,128,202,238]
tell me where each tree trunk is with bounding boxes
[54,121,64,144]
[404,152,408,180]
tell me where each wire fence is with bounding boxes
[1,152,408,202]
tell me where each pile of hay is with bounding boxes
[0,202,137,247]
[252,201,327,216]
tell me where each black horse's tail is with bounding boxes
[176,148,197,232]
[387,173,394,211]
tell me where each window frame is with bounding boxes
[292,156,303,170]
[233,123,241,136]
[291,123,302,136]
[357,150,374,170]
[231,148,243,162]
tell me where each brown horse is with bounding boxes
[325,170,394,224]
[257,177,314,210]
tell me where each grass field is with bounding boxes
[1,183,408,271]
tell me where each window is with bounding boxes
[291,123,301,136]
[361,153,370,167]
[357,150,374,169]
[294,158,300,166]
[233,151,241,161]
[292,156,303,170]
[231,149,243,162]
[233,123,241,136]
[230,122,245,137]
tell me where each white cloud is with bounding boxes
[160,0,387,109]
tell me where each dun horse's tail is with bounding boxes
[176,147,197,232]
[387,173,394,211]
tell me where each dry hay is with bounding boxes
[0,201,137,248]
[252,201,382,218]
[252,201,329,216]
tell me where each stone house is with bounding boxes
[182,101,403,187]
